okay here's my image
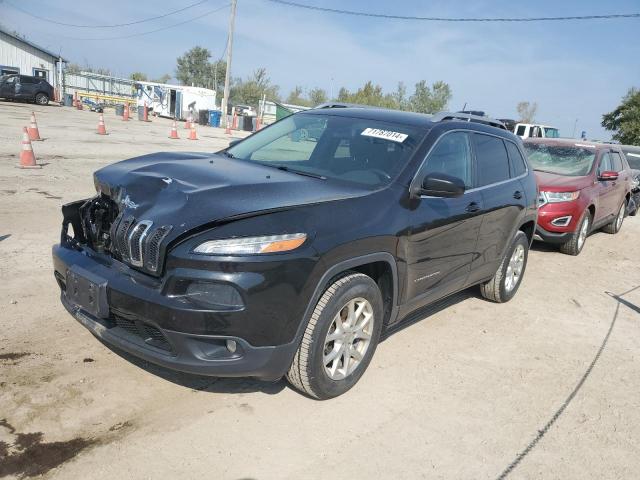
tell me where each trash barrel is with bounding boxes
[115,104,125,117]
[209,110,221,128]
[64,93,73,107]
[137,105,144,121]
[198,109,209,126]
[242,115,254,132]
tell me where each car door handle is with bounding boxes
[465,202,480,213]
[513,191,523,199]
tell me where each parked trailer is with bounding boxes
[135,82,218,121]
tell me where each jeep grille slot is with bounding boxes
[114,216,135,261]
[128,220,153,267]
[144,225,172,273]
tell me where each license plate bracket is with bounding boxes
[65,266,109,318]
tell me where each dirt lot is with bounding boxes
[0,101,639,479]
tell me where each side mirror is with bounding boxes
[599,170,618,181]
[228,139,241,148]
[417,173,466,198]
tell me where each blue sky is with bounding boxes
[2,0,639,139]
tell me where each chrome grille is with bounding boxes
[114,216,135,261]
[128,220,153,267]
[144,225,172,273]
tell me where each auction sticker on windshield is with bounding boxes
[361,128,408,143]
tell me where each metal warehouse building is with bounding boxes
[0,28,66,98]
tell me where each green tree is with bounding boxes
[130,72,148,82]
[308,87,328,106]
[231,68,280,108]
[286,85,308,106]
[336,81,396,108]
[152,73,171,84]
[516,101,538,123]
[602,88,640,145]
[208,60,227,92]
[393,82,409,111]
[176,46,212,87]
[409,80,451,113]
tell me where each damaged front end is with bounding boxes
[61,194,172,275]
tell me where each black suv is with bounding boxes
[52,107,537,399]
[0,74,54,105]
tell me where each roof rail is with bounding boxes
[430,111,507,130]
[314,102,374,110]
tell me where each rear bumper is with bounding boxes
[53,243,298,380]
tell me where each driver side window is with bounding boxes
[419,132,472,188]
[598,152,612,175]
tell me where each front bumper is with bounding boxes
[53,244,298,380]
[533,224,573,244]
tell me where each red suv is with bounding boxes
[523,138,632,255]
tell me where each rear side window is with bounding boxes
[505,141,527,177]
[19,76,37,84]
[420,132,473,188]
[516,125,526,136]
[473,134,510,186]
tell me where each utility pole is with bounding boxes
[221,0,237,129]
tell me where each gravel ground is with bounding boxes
[0,101,639,480]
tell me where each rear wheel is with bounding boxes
[480,231,529,303]
[559,211,591,255]
[287,272,383,399]
[602,200,626,234]
[35,93,49,105]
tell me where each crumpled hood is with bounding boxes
[94,151,369,240]
[534,170,594,191]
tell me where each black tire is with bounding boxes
[35,93,49,105]
[602,200,626,234]
[286,272,384,400]
[559,210,591,255]
[480,231,529,303]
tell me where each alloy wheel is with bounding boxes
[323,297,374,381]
[504,244,525,293]
[577,216,589,250]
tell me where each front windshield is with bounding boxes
[524,143,596,176]
[544,127,560,138]
[226,113,423,188]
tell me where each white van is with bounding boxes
[514,123,560,139]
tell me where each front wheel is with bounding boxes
[480,231,529,303]
[559,210,591,255]
[35,93,49,105]
[602,200,626,234]
[287,272,383,399]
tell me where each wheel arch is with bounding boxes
[294,253,399,346]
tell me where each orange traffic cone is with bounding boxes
[185,112,192,129]
[122,104,130,121]
[97,113,107,135]
[27,111,42,141]
[188,124,198,140]
[255,116,261,132]
[18,127,40,169]
[169,120,180,139]
[224,114,231,135]
[232,112,238,130]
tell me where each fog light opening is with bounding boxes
[226,339,237,353]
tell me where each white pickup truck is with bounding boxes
[514,123,560,139]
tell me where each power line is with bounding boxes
[5,0,211,28]
[265,0,640,22]
[42,4,230,41]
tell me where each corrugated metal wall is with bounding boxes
[0,31,58,88]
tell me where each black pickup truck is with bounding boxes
[53,107,537,399]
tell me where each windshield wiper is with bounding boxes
[533,168,559,174]
[275,165,326,180]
